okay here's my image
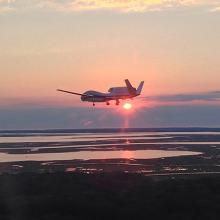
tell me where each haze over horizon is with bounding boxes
[0,0,220,129]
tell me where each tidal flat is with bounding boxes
[0,129,220,175]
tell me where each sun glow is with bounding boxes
[123,103,132,110]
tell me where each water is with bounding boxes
[0,150,201,162]
[0,131,220,143]
[0,130,218,163]
[0,135,172,143]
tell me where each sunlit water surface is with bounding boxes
[0,150,201,163]
[0,131,217,162]
[1,131,220,143]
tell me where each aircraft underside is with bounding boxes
[83,97,121,106]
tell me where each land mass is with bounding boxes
[0,173,219,220]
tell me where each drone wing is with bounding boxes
[57,89,89,97]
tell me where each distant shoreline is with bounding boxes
[1,127,220,133]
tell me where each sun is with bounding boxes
[123,103,132,110]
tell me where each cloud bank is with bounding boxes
[0,0,220,13]
[145,91,220,103]
[1,91,220,109]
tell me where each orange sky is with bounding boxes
[0,1,220,106]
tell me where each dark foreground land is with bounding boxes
[0,173,219,220]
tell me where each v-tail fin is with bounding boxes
[136,81,144,95]
[125,79,136,95]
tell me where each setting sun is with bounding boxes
[123,103,132,110]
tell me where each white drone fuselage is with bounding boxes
[81,87,137,102]
[58,79,144,106]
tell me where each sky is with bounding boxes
[0,0,220,129]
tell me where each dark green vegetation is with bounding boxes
[0,173,219,220]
